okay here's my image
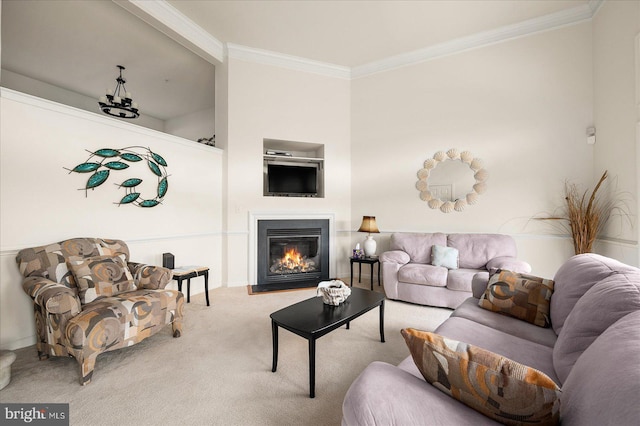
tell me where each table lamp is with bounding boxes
[357,216,380,256]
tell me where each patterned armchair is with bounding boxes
[16,238,184,385]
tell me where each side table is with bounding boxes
[350,256,380,291]
[172,266,210,306]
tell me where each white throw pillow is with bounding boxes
[431,245,459,269]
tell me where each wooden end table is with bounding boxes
[172,266,210,306]
[350,256,380,290]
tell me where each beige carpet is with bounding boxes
[0,281,451,426]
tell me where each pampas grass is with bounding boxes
[538,171,629,255]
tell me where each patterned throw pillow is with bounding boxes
[68,254,136,304]
[431,245,459,269]
[401,328,560,426]
[479,270,554,327]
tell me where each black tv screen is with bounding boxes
[267,164,317,196]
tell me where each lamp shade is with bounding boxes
[357,216,380,234]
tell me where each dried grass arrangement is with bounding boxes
[538,171,629,255]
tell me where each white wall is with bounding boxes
[592,0,640,266]
[165,106,215,142]
[1,69,166,132]
[0,89,223,350]
[223,58,352,286]
[3,2,639,352]
[351,23,595,278]
[2,69,219,145]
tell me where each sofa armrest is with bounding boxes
[22,276,81,316]
[379,250,410,265]
[471,272,490,299]
[486,256,531,274]
[128,262,173,289]
[342,361,499,426]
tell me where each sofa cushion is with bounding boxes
[401,328,560,426]
[452,298,557,348]
[431,245,459,269]
[66,289,183,350]
[550,253,638,335]
[435,317,558,382]
[398,264,447,287]
[447,234,517,269]
[478,270,554,327]
[560,311,640,426]
[390,233,447,264]
[552,272,640,384]
[447,269,481,292]
[68,254,136,304]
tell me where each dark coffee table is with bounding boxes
[270,287,385,398]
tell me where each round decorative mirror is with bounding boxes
[415,149,488,213]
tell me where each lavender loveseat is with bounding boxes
[381,233,531,309]
[343,253,640,425]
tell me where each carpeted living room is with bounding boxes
[1,1,639,425]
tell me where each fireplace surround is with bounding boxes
[253,219,330,292]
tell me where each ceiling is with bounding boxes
[168,0,589,67]
[1,0,216,121]
[1,0,590,121]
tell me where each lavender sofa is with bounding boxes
[380,233,531,309]
[343,253,640,425]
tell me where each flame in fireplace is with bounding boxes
[283,248,302,266]
[271,247,316,274]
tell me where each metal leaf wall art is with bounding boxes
[66,146,169,208]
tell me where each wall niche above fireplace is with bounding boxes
[263,139,324,198]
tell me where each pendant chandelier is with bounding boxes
[98,65,139,119]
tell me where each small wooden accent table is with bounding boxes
[172,266,210,306]
[350,256,380,290]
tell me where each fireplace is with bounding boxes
[254,219,330,292]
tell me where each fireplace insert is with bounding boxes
[255,219,329,291]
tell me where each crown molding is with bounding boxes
[120,0,225,63]
[589,0,605,16]
[226,43,351,79]
[352,2,601,78]
[121,0,604,80]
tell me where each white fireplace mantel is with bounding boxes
[248,211,336,285]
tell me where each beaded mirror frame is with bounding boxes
[416,149,488,213]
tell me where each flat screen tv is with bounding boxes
[264,161,321,197]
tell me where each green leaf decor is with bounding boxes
[86,170,110,189]
[94,148,120,157]
[119,178,143,188]
[148,160,162,177]
[67,146,169,208]
[72,162,101,173]
[104,161,129,170]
